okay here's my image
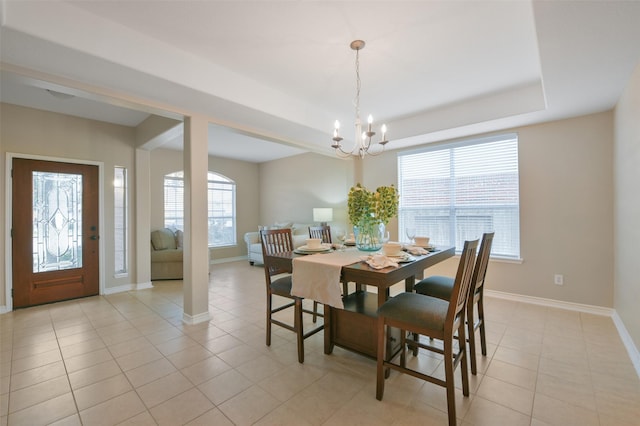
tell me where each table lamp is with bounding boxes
[313,208,333,226]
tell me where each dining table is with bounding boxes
[264,245,455,360]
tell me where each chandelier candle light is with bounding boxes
[332,40,389,158]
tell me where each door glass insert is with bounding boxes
[33,171,83,272]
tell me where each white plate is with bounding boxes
[296,244,332,253]
[386,253,415,263]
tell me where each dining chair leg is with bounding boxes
[375,315,386,401]
[295,298,304,363]
[312,301,319,323]
[467,302,478,375]
[478,296,487,356]
[459,321,470,397]
[266,296,272,346]
[443,341,457,426]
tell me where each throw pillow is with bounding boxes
[151,228,177,250]
[175,230,184,248]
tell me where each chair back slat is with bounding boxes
[260,228,294,277]
[470,232,494,300]
[447,239,479,330]
[308,225,332,243]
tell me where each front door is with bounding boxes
[12,158,100,308]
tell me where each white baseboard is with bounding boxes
[611,311,640,379]
[182,311,210,325]
[210,256,247,265]
[485,289,640,378]
[103,281,153,295]
[0,305,10,314]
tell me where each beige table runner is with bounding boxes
[291,249,364,309]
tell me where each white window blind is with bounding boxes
[398,134,520,259]
[164,171,237,247]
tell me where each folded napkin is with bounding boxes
[362,254,399,269]
[405,245,429,255]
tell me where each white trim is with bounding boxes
[0,305,10,315]
[612,311,640,379]
[210,256,247,265]
[103,282,153,295]
[182,311,211,325]
[485,289,614,316]
[486,289,640,379]
[5,153,105,312]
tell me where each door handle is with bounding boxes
[90,235,99,240]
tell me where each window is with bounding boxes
[164,171,237,247]
[398,134,520,259]
[114,167,128,275]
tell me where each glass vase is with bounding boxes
[353,222,385,252]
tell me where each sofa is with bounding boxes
[243,222,312,265]
[150,228,183,280]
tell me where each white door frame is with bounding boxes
[4,152,105,312]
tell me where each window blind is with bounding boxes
[398,134,520,259]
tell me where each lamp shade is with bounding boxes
[313,208,333,223]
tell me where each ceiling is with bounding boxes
[1,1,639,163]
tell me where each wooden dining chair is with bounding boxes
[413,232,494,374]
[308,225,332,244]
[376,239,478,426]
[260,228,323,363]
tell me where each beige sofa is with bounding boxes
[151,228,183,280]
[243,222,312,265]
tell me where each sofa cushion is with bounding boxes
[176,230,184,248]
[151,248,183,262]
[151,228,177,250]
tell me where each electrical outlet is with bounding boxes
[554,274,564,285]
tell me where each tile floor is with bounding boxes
[1,260,639,425]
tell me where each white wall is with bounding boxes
[614,63,640,351]
[0,103,137,302]
[265,112,615,309]
[258,152,355,233]
[149,148,261,260]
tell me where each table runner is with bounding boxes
[291,249,364,309]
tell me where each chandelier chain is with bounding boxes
[354,48,361,121]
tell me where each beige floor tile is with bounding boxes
[3,263,639,426]
[115,346,164,372]
[125,357,177,388]
[59,338,106,359]
[180,355,232,385]
[7,392,77,426]
[64,348,114,374]
[165,344,213,369]
[9,360,66,391]
[10,348,62,374]
[197,369,253,405]
[136,370,194,408]
[475,375,534,415]
[8,375,70,413]
[218,384,282,425]
[79,391,146,426]
[532,393,599,426]
[464,396,530,426]
[149,387,214,425]
[484,359,537,391]
[535,372,596,410]
[73,373,132,410]
[67,359,122,390]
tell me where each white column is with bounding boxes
[135,148,152,288]
[182,115,210,324]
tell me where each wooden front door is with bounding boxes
[12,158,100,308]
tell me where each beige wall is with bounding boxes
[614,63,640,350]
[258,152,355,233]
[261,112,613,307]
[0,103,137,303]
[149,148,260,260]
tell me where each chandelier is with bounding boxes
[331,40,389,158]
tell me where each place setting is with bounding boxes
[294,238,333,254]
